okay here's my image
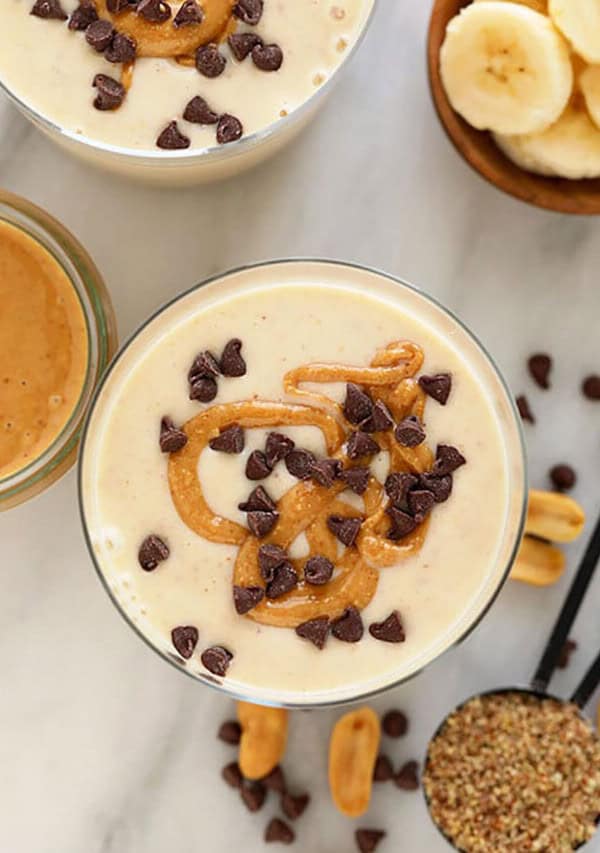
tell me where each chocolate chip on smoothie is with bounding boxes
[258,543,288,582]
[266,562,298,599]
[340,466,370,495]
[355,829,386,853]
[528,353,552,389]
[220,338,246,376]
[382,709,408,737]
[107,0,132,12]
[201,645,233,676]
[189,375,218,402]
[217,114,244,144]
[246,450,272,480]
[222,761,243,788]
[196,43,226,77]
[550,463,576,492]
[418,373,452,405]
[173,0,203,27]
[159,416,188,453]
[265,431,295,467]
[238,485,277,513]
[263,765,286,793]
[218,720,242,745]
[373,754,394,782]
[332,607,364,643]
[303,555,334,586]
[310,457,341,487]
[395,415,426,447]
[516,393,535,424]
[395,760,419,790]
[156,120,190,150]
[582,374,600,400]
[228,32,262,61]
[295,616,330,649]
[68,0,98,30]
[105,32,137,64]
[360,400,394,433]
[92,74,126,111]
[419,472,453,503]
[241,779,267,812]
[30,0,67,19]
[282,791,310,820]
[247,510,279,538]
[327,515,362,547]
[252,42,284,71]
[233,0,263,25]
[86,19,115,52]
[433,444,466,476]
[265,817,294,844]
[183,95,219,125]
[343,383,373,425]
[558,638,578,669]
[407,489,435,519]
[386,507,417,540]
[346,431,380,460]
[189,350,220,381]
[233,584,265,614]
[137,0,171,23]
[171,625,198,659]
[385,472,418,508]
[138,534,169,570]
[285,448,316,480]
[209,424,245,453]
[369,610,405,643]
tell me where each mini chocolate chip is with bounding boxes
[138,534,169,570]
[295,616,330,649]
[105,32,137,64]
[419,472,453,503]
[550,464,577,492]
[218,720,241,745]
[343,383,373,425]
[239,485,277,513]
[189,375,218,402]
[220,338,246,376]
[346,431,380,460]
[263,765,286,793]
[252,42,283,71]
[369,610,405,643]
[171,625,198,659]
[68,0,97,30]
[304,555,334,586]
[433,444,466,476]
[228,32,262,61]
[137,0,171,22]
[385,472,418,509]
[247,510,279,538]
[266,562,298,599]
[265,431,295,467]
[92,74,126,111]
[355,829,386,853]
[233,585,264,614]
[310,457,341,487]
[395,760,419,790]
[183,95,219,125]
[217,113,243,144]
[233,0,263,25]
[285,448,316,480]
[528,353,552,389]
[189,350,220,381]
[222,761,243,788]
[107,0,131,11]
[258,544,288,582]
[159,416,188,453]
[331,606,364,643]
[201,645,233,676]
[386,506,417,540]
[373,755,394,782]
[582,375,600,400]
[281,792,310,820]
[265,817,294,844]
[407,489,435,519]
[418,373,452,405]
[395,415,426,447]
[246,449,272,480]
[558,638,578,669]
[327,515,362,547]
[340,466,370,495]
[86,19,115,51]
[382,709,408,737]
[196,43,226,77]
[157,120,190,150]
[209,424,245,454]
[516,394,535,424]
[31,0,67,19]
[241,780,267,812]
[173,0,203,27]
[360,400,394,433]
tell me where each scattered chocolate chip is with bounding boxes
[258,544,288,582]
[386,506,417,540]
[407,489,435,519]
[419,373,452,405]
[343,383,373,425]
[233,0,263,25]
[340,466,370,495]
[331,606,364,643]
[105,32,137,64]
[285,449,316,480]
[252,42,284,71]
[263,765,286,793]
[138,534,169,570]
[558,638,578,669]
[369,610,405,643]
[550,464,576,492]
[233,585,264,614]
[183,95,219,125]
[266,562,298,599]
[209,424,245,454]
[582,375,600,400]
[361,400,394,433]
[241,780,267,812]
[395,760,419,790]
[30,0,67,19]
[373,754,394,782]
[137,0,171,22]
[528,353,552,389]
[217,113,243,144]
[157,120,190,150]
[171,625,198,659]
[433,444,467,476]
[346,431,380,460]
[295,616,330,649]
[201,645,233,676]
[159,416,188,453]
[382,709,408,738]
[265,432,295,467]
[218,720,241,745]
[92,73,125,111]
[516,394,535,424]
[248,510,279,538]
[303,555,334,586]
[310,457,341,487]
[107,0,131,11]
[419,472,453,503]
[68,0,97,30]
[395,415,426,447]
[196,43,226,77]
[228,32,262,61]
[222,761,243,788]
[327,515,362,547]
[355,829,386,853]
[189,375,218,402]
[189,350,220,381]
[239,486,277,513]
[220,338,246,376]
[385,472,418,509]
[265,817,294,844]
[173,0,203,27]
[245,449,272,480]
[86,19,115,51]
[281,792,310,820]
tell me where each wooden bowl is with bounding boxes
[427,0,600,214]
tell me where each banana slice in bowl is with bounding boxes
[549,0,600,64]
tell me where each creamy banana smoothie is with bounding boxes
[80,262,525,705]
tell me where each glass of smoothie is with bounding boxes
[79,260,527,707]
[0,190,117,510]
[0,1,375,184]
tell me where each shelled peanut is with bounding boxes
[328,707,381,817]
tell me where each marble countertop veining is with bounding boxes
[2,2,600,852]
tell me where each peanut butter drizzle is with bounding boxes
[168,342,433,629]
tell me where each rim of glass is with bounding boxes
[0,190,116,506]
[78,258,528,709]
[0,1,377,163]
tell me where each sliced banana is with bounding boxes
[580,65,600,130]
[440,2,573,135]
[495,103,600,178]
[549,0,600,65]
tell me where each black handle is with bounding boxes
[571,649,600,709]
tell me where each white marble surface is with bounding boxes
[2,2,600,851]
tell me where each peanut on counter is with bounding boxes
[237,702,288,780]
[328,707,380,817]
